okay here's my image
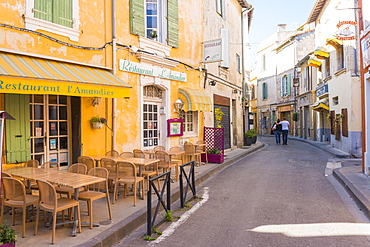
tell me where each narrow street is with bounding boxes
[122,137,370,247]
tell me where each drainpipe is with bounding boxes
[241,5,254,136]
[112,0,117,151]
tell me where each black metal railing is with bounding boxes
[179,161,196,208]
[146,171,171,236]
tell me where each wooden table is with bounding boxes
[4,167,105,236]
[89,155,160,198]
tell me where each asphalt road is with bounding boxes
[122,137,370,247]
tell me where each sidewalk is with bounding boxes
[10,135,370,246]
[10,141,265,247]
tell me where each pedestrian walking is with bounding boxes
[280,117,290,145]
[272,119,282,144]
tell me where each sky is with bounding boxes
[248,0,317,64]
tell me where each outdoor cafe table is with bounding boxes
[3,167,105,236]
[89,155,160,198]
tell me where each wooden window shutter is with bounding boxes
[5,94,31,163]
[287,73,291,96]
[342,108,348,137]
[130,0,145,36]
[167,0,179,48]
[54,0,73,28]
[34,0,53,22]
[280,77,284,97]
[330,110,335,135]
[335,114,341,140]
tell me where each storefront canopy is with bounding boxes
[326,37,343,49]
[0,52,131,98]
[314,46,330,59]
[308,55,322,68]
[312,98,329,111]
[178,88,212,112]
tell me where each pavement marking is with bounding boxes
[148,187,210,246]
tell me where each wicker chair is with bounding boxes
[56,163,88,198]
[120,152,134,158]
[34,180,81,244]
[105,150,120,157]
[153,146,166,152]
[100,158,117,189]
[77,156,95,171]
[155,150,178,181]
[40,161,60,170]
[25,159,39,168]
[196,140,208,165]
[113,162,144,206]
[78,167,112,228]
[133,149,146,158]
[184,142,201,166]
[1,177,39,238]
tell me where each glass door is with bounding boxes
[30,95,69,166]
[143,103,160,147]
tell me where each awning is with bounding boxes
[0,52,131,98]
[308,55,322,68]
[314,46,330,59]
[326,37,343,49]
[312,98,329,111]
[178,88,212,112]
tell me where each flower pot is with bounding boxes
[202,153,224,163]
[92,122,103,129]
[244,137,253,146]
[0,243,16,247]
[252,136,257,144]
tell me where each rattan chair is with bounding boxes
[77,156,95,171]
[196,140,208,165]
[40,161,60,170]
[56,163,88,198]
[114,161,144,206]
[25,159,39,168]
[77,167,112,228]
[153,146,166,152]
[1,177,38,238]
[1,171,12,178]
[34,179,81,244]
[100,158,117,189]
[133,149,146,158]
[155,150,179,181]
[184,142,201,166]
[120,152,134,158]
[105,150,120,157]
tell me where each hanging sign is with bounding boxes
[336,21,357,40]
[203,39,222,63]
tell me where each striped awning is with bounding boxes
[178,88,212,112]
[326,37,343,49]
[0,52,131,98]
[308,55,322,68]
[312,98,329,111]
[314,46,330,59]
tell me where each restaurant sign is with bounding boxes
[119,60,187,82]
[336,21,357,41]
[202,39,222,63]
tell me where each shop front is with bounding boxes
[0,51,131,166]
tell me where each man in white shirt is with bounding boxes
[280,117,290,145]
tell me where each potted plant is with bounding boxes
[244,129,255,146]
[0,222,17,247]
[90,115,107,129]
[249,129,258,144]
[204,148,224,164]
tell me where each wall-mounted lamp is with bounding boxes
[296,67,301,73]
[233,89,238,94]
[209,80,216,86]
[174,99,183,113]
[92,97,102,107]
[293,78,300,87]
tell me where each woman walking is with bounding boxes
[273,119,282,144]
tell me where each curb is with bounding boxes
[332,169,370,221]
[78,142,265,247]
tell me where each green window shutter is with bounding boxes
[54,0,73,28]
[262,83,267,99]
[167,0,179,48]
[130,0,145,36]
[5,94,31,163]
[280,77,284,97]
[287,73,291,96]
[34,0,53,23]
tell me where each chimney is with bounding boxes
[277,24,287,32]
